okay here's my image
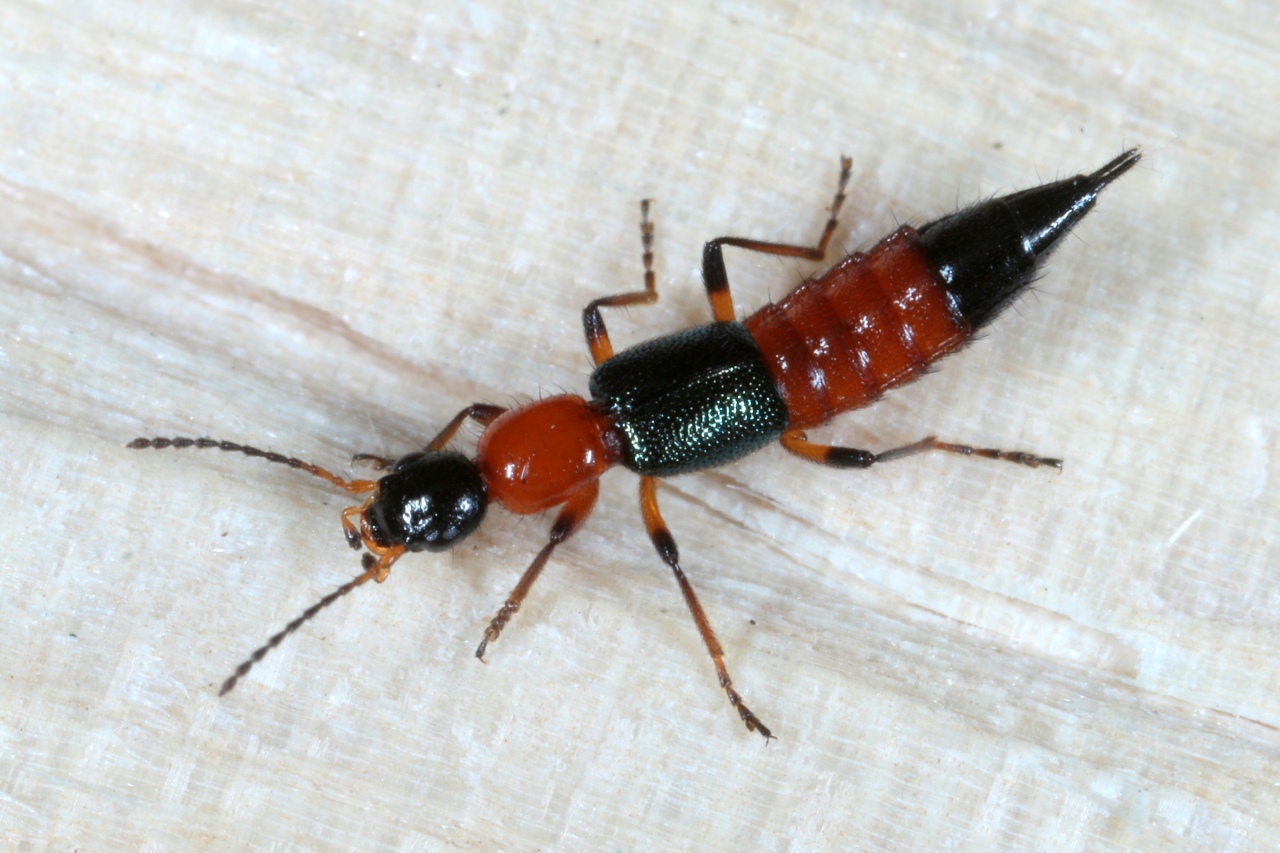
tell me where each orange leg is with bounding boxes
[426,404,506,451]
[639,476,773,741]
[780,430,1063,470]
[341,504,367,549]
[582,199,659,365]
[350,403,506,473]
[475,481,600,660]
[701,156,852,322]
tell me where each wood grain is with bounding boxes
[1,0,1275,849]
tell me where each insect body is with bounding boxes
[132,149,1140,740]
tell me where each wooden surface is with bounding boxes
[2,0,1276,850]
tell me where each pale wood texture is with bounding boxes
[1,0,1276,850]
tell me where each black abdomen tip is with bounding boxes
[918,149,1141,329]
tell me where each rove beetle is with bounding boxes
[132,148,1140,740]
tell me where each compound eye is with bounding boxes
[367,451,487,552]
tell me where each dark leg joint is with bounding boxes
[824,447,876,468]
[702,242,730,296]
[651,528,679,566]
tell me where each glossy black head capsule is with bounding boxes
[918,149,1140,329]
[365,450,488,552]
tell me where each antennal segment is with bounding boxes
[219,559,380,695]
[128,436,377,495]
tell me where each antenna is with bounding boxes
[128,436,377,495]
[129,436,394,692]
[219,557,379,695]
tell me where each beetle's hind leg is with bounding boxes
[701,156,852,323]
[780,430,1062,470]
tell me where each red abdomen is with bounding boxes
[743,226,970,429]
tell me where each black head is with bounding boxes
[365,451,488,552]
